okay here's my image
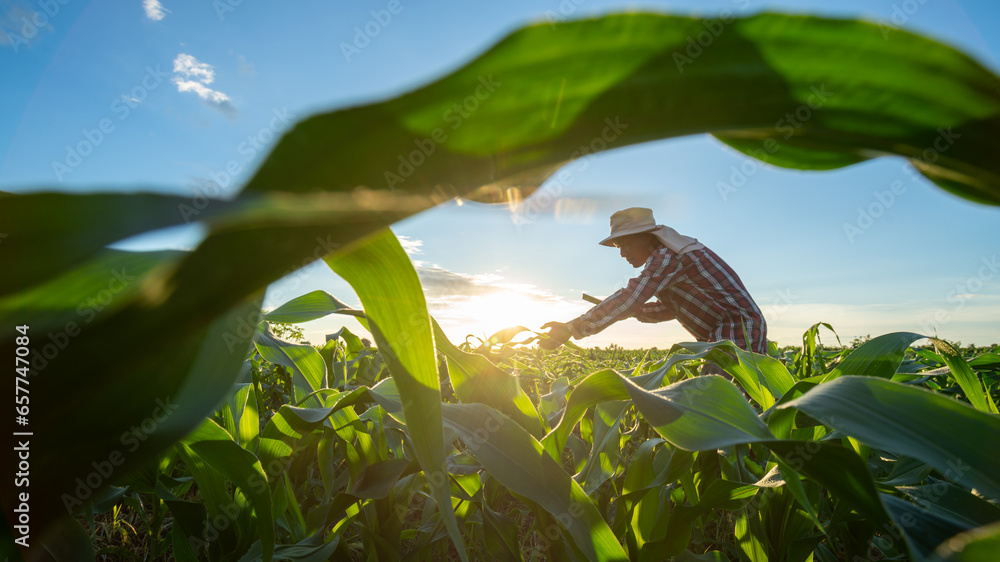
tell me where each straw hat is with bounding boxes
[599,208,705,255]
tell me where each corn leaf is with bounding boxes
[323,228,466,560]
[179,418,274,562]
[882,494,971,560]
[253,325,327,407]
[781,376,1000,502]
[931,338,998,413]
[671,340,796,410]
[823,332,926,381]
[263,290,360,324]
[245,14,1000,204]
[433,318,545,438]
[623,375,775,451]
[0,192,226,296]
[9,11,1000,545]
[442,403,629,561]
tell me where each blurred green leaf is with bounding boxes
[0,192,222,296]
[247,14,1000,203]
[927,521,1000,562]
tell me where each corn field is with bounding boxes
[78,302,1000,561]
[4,10,1000,562]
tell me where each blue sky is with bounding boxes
[3,0,999,348]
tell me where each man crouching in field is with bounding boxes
[540,207,767,377]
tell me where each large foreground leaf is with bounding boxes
[323,229,466,560]
[0,192,231,296]
[246,13,1000,203]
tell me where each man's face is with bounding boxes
[614,234,655,268]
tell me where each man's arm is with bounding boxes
[567,249,681,339]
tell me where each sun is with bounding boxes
[444,291,555,341]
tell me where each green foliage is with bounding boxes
[5,9,1000,562]
[75,301,1000,560]
[269,322,305,343]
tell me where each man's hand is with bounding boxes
[539,321,571,350]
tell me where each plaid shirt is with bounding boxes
[568,246,767,353]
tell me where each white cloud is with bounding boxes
[143,0,167,21]
[399,236,423,255]
[174,79,230,104]
[173,53,213,82]
[171,53,237,118]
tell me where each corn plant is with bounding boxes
[4,10,1000,562]
[66,237,1000,560]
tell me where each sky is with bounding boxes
[3,0,999,349]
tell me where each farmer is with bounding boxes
[540,207,767,375]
